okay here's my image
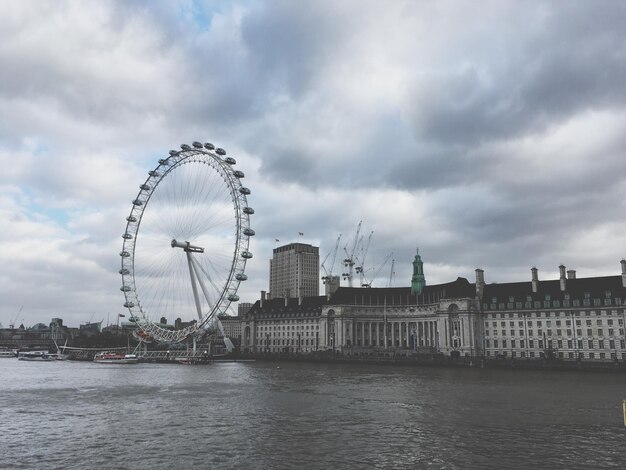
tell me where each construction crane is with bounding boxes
[355,230,374,287]
[9,306,23,329]
[321,234,342,284]
[362,253,393,288]
[387,259,396,288]
[342,221,362,287]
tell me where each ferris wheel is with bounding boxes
[119,141,254,344]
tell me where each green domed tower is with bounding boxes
[411,248,426,295]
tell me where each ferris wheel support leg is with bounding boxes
[186,251,203,321]
[189,254,216,321]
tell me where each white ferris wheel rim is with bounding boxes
[119,142,253,343]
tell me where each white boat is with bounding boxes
[93,352,139,364]
[18,351,55,361]
[0,349,18,358]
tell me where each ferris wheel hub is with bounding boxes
[171,239,205,253]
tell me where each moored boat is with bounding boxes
[0,349,18,358]
[18,351,55,361]
[93,352,139,364]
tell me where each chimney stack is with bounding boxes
[567,269,576,280]
[260,290,266,308]
[559,265,566,292]
[621,259,626,288]
[475,269,485,299]
[531,267,539,293]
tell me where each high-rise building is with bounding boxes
[269,243,320,299]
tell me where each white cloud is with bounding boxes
[1,0,625,327]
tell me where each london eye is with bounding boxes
[119,141,254,345]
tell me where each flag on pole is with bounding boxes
[275,239,280,242]
[118,313,125,318]
[298,232,304,236]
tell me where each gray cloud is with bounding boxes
[1,0,626,326]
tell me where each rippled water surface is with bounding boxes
[1,359,626,469]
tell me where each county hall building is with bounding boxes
[241,252,626,362]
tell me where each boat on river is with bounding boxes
[0,349,18,358]
[18,351,55,361]
[93,352,139,364]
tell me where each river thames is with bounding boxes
[1,360,625,469]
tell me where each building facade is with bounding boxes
[269,243,320,299]
[243,258,626,362]
[242,295,325,353]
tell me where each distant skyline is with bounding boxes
[1,0,626,327]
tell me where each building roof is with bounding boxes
[247,296,329,318]
[482,275,625,303]
[329,277,475,306]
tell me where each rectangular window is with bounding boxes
[529,340,534,348]
[598,329,603,337]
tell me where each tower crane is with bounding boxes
[387,259,396,288]
[10,306,23,329]
[342,221,362,287]
[355,231,374,287]
[321,234,342,284]
[362,253,393,288]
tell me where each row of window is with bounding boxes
[487,318,624,328]
[485,350,624,360]
[257,324,319,331]
[486,327,625,338]
[486,339,626,350]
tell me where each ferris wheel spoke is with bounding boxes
[120,141,253,344]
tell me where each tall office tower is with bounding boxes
[269,243,320,299]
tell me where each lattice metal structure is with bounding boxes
[119,141,254,343]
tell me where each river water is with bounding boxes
[1,359,625,469]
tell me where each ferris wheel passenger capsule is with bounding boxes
[132,199,144,206]
[228,294,240,302]
[169,150,178,156]
[243,228,255,236]
[233,170,245,178]
[204,142,215,150]
[119,269,130,275]
[216,148,226,155]
[239,187,251,195]
[122,233,133,239]
[120,286,131,292]
[236,273,248,281]
[243,207,254,214]
[120,251,130,257]
[192,141,203,148]
[123,302,135,308]
[140,184,151,191]
[224,157,236,165]
[148,170,160,177]
[241,251,253,259]
[126,216,137,222]
[181,144,191,150]
[158,159,170,165]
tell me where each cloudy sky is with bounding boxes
[1,0,625,327]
